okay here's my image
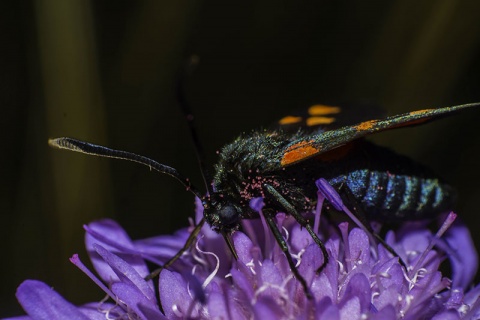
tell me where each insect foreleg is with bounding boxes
[263,209,312,299]
[145,218,206,281]
[263,184,328,273]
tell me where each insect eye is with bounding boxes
[217,204,239,226]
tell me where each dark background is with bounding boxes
[2,1,480,317]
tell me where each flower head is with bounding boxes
[12,179,480,319]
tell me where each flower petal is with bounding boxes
[77,302,124,320]
[253,296,287,319]
[369,305,396,320]
[93,244,156,304]
[16,280,90,320]
[316,297,340,320]
[111,282,166,320]
[341,273,371,313]
[85,220,150,281]
[230,268,255,300]
[339,296,361,320]
[207,291,246,320]
[348,228,370,267]
[444,219,479,289]
[232,231,256,265]
[431,310,460,320]
[159,269,192,318]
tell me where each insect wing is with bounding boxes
[277,103,385,133]
[280,102,480,167]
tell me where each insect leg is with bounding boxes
[263,209,312,299]
[339,185,408,270]
[263,184,328,273]
[145,217,206,280]
[222,232,239,260]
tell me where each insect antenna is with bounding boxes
[48,137,203,200]
[176,56,240,259]
[176,55,214,196]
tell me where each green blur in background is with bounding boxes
[2,1,480,317]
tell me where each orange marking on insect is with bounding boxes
[316,143,354,162]
[308,104,341,116]
[279,116,302,125]
[409,109,433,116]
[306,116,336,126]
[281,140,319,166]
[355,120,378,131]
[389,118,431,129]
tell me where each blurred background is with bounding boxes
[2,1,480,316]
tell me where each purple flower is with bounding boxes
[11,180,480,319]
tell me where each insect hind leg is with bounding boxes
[317,179,408,270]
[334,182,408,270]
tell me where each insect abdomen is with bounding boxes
[343,168,455,221]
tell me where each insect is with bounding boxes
[49,101,479,298]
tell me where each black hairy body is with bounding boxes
[212,129,454,229]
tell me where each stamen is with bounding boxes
[191,236,210,269]
[253,282,290,305]
[292,248,306,268]
[409,212,457,278]
[338,222,352,271]
[194,239,220,289]
[253,198,273,258]
[313,191,325,234]
[316,179,378,254]
[69,254,116,302]
[246,259,257,275]
[463,296,480,319]
[172,304,184,317]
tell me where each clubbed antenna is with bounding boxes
[48,137,203,199]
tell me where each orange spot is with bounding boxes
[308,104,341,116]
[279,116,302,125]
[354,120,377,131]
[281,140,319,166]
[409,109,433,116]
[306,116,335,126]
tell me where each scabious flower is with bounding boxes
[11,179,480,319]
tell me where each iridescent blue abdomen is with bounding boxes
[334,168,455,221]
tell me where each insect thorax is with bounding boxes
[212,130,313,216]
